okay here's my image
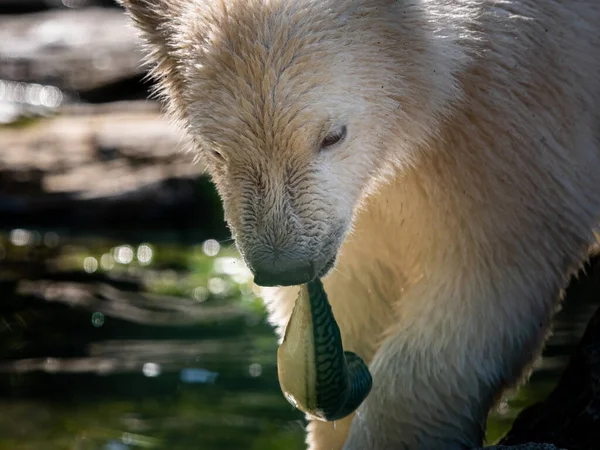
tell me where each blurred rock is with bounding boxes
[0,172,228,241]
[0,102,203,198]
[0,8,145,93]
[0,102,229,239]
[0,0,120,14]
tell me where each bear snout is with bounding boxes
[249,248,338,287]
[241,219,344,287]
[252,257,316,287]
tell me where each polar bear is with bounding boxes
[118,0,600,448]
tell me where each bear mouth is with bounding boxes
[252,256,337,287]
[252,253,338,288]
[318,255,337,278]
[248,224,344,287]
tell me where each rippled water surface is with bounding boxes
[0,229,597,450]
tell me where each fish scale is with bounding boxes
[277,278,373,422]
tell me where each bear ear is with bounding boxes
[118,0,172,32]
[117,0,189,124]
[117,0,182,43]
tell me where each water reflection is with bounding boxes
[0,79,63,124]
[0,228,598,449]
[0,230,307,450]
[180,368,218,385]
[0,80,63,108]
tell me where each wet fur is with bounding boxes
[119,0,600,448]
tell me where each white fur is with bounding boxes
[119,0,600,448]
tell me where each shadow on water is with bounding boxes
[0,228,598,449]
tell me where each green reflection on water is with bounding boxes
[0,230,591,449]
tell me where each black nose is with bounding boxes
[253,260,315,287]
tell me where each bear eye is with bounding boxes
[320,125,347,150]
[210,149,226,162]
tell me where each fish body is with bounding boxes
[277,279,372,422]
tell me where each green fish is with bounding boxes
[277,278,373,421]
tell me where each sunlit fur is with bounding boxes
[119,0,600,448]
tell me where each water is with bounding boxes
[0,229,597,449]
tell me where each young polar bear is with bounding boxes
[119,0,600,448]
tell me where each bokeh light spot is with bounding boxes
[91,312,105,328]
[44,232,59,248]
[202,239,220,257]
[137,244,153,265]
[193,286,209,302]
[114,245,134,264]
[207,277,226,295]
[248,363,262,378]
[142,362,161,378]
[100,253,115,270]
[10,229,31,246]
[83,256,98,273]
